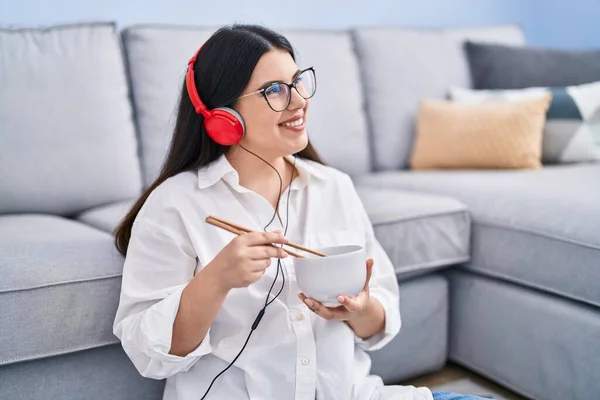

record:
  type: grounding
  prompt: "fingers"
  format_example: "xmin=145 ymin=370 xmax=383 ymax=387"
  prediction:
xmin=362 ymin=258 xmax=374 ymax=292
xmin=243 ymin=230 xmax=289 ymax=246
xmin=298 ymin=293 xmax=318 ymax=314
xmin=297 ymin=293 xmax=348 ymax=321
xmin=250 ymin=258 xmax=273 ymax=272
xmin=246 ymin=245 xmax=288 ymax=261
xmin=299 ymin=294 xmax=332 ymax=319
xmin=247 ymin=269 xmax=268 ymax=285
xmin=338 ymin=295 xmax=362 ymax=312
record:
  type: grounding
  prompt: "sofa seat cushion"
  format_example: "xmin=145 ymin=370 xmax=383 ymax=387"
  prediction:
xmin=0 ymin=215 xmax=124 ymax=365
xmin=356 ymin=186 xmax=470 ymax=280
xmin=357 ymin=163 xmax=600 ymax=307
xmin=76 ymin=199 xmax=135 ymax=233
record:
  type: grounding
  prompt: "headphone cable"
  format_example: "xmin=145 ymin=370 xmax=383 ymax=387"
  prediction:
xmin=199 ymin=147 xmax=295 ymax=399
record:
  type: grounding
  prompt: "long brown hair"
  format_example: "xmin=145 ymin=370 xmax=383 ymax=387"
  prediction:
xmin=114 ymin=24 xmax=324 ymax=256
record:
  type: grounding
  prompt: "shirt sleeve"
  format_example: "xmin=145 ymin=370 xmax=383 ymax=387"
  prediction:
xmin=344 ymin=176 xmax=402 ymax=352
xmin=112 ymin=218 xmax=212 ymax=380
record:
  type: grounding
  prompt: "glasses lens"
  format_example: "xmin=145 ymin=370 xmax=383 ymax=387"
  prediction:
xmin=264 ymin=83 xmax=290 ymax=111
xmin=295 ymin=69 xmax=316 ymax=99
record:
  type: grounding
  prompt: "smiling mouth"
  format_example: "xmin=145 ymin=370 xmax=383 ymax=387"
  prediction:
xmin=279 ymin=117 xmax=304 ymax=128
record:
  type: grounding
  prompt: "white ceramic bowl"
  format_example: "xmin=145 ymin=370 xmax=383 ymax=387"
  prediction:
xmin=292 ymin=244 xmax=366 ymax=307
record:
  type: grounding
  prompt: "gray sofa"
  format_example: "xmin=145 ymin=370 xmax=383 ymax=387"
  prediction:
xmin=1 ymin=22 xmax=598 ymax=400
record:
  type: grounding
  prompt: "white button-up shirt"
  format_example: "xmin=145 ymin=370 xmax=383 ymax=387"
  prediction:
xmin=113 ymin=154 xmax=433 ymax=400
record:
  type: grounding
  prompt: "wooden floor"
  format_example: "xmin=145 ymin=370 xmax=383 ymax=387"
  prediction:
xmin=403 ymin=363 xmax=528 ymax=400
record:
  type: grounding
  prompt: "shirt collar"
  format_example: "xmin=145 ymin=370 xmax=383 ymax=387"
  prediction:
xmin=197 ymin=153 xmax=328 ymax=190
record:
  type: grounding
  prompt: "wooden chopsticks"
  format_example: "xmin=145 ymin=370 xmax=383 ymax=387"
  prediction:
xmin=205 ymin=215 xmax=327 ymax=258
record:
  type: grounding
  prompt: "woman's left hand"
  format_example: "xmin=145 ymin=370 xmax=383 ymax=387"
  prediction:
xmin=297 ymin=258 xmax=374 ymax=321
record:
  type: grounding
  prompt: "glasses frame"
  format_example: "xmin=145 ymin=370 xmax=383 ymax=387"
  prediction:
xmin=237 ymin=67 xmax=316 ymax=112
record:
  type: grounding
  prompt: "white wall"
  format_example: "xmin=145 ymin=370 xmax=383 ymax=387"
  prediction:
xmin=0 ymin=0 xmax=598 ymax=49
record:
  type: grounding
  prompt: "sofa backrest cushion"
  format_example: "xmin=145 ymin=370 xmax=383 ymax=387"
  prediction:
xmin=464 ymin=41 xmax=600 ymax=89
xmin=353 ymin=25 xmax=526 ymax=171
xmin=122 ymin=26 xmax=371 ymax=185
xmin=0 ymin=22 xmax=143 ymax=215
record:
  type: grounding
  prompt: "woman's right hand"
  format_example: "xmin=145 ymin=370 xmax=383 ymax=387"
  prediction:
xmin=207 ymin=230 xmax=289 ymax=290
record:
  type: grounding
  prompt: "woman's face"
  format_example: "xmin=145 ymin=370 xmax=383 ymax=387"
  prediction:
xmin=233 ymin=49 xmax=313 ymax=159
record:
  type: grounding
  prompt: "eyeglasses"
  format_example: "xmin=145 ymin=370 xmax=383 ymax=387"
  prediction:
xmin=237 ymin=67 xmax=316 ymax=112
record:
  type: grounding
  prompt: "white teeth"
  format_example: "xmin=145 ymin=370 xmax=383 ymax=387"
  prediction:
xmin=282 ymin=117 xmax=303 ymax=128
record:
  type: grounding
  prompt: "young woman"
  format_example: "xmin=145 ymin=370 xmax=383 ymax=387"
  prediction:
xmin=113 ymin=24 xmax=490 ymax=400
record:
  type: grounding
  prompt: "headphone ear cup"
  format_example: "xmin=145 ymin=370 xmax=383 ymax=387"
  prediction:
xmin=204 ymin=107 xmax=245 ymax=146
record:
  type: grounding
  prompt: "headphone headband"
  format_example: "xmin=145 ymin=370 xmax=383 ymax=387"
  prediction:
xmin=185 ymin=46 xmax=209 ymax=117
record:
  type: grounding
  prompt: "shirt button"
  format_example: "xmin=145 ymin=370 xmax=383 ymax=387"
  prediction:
xmin=301 ymin=357 xmax=310 ymax=365
xmin=296 ymin=312 xmax=305 ymax=321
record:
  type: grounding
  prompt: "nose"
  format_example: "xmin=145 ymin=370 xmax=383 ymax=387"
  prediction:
xmin=287 ymin=86 xmax=307 ymax=110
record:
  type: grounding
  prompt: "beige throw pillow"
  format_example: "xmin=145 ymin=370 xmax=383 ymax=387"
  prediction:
xmin=409 ymin=94 xmax=552 ymax=170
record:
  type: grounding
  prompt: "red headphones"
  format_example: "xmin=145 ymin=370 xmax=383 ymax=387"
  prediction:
xmin=186 ymin=46 xmax=246 ymax=146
